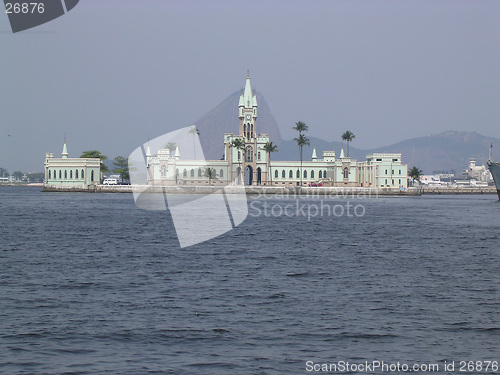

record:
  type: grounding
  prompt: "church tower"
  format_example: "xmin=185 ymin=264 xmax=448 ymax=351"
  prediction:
xmin=238 ymin=71 xmax=258 ymax=139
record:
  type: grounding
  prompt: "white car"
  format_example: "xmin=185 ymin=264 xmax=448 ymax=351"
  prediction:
xmin=103 ymin=178 xmax=118 ymax=185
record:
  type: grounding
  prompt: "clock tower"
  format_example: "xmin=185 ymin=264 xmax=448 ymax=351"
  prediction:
xmin=238 ymin=71 xmax=257 ymax=139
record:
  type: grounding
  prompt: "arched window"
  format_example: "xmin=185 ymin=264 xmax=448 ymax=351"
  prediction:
xmin=48 ymin=170 xmax=51 ymax=179
xmin=343 ymin=168 xmax=349 ymax=179
xmin=183 ymin=169 xmax=187 ymax=177
xmin=311 ymin=170 xmax=315 ymax=179
xmin=399 ymin=179 xmax=401 ymax=184
xmin=91 ymin=170 xmax=94 ymax=182
xmin=385 ymin=179 xmax=388 ymax=185
xmin=243 ymin=124 xmax=246 ymax=133
xmin=238 ymin=151 xmax=241 ymax=160
xmin=304 ymin=170 xmax=307 ymax=178
xmin=59 ymin=170 xmax=62 ymax=179
xmin=70 ymin=170 xmax=73 ymax=179
xmin=282 ymin=170 xmax=286 ymax=178
xmin=246 ymin=146 xmax=253 ymax=162
xmin=323 ymin=170 xmax=327 ymax=178
xmin=161 ymin=165 xmax=167 ymax=177
xmin=81 ymin=170 xmax=84 ymax=179
xmin=220 ymin=169 xmax=224 ymax=178
xmin=319 ymin=170 xmax=322 ymax=178
xmin=275 ymin=170 xmax=278 ymax=178
xmin=257 ymin=151 xmax=261 ymax=160
xmin=198 ymin=168 xmax=202 ymax=177
xmin=64 ymin=170 xmax=67 ymax=179
xmin=190 ymin=169 xmax=194 ymax=177
xmin=75 ymin=169 xmax=78 ymax=179
xmin=289 ymin=170 xmax=293 ymax=178
xmin=385 ymin=169 xmax=388 ymax=175
xmin=399 ymin=170 xmax=402 ymax=175
xmin=296 ymin=170 xmax=300 ymax=178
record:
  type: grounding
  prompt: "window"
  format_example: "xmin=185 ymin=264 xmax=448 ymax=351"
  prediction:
xmin=246 ymin=146 xmax=253 ymax=162
xmin=220 ymin=169 xmax=224 ymax=178
xmin=304 ymin=170 xmax=307 ymax=178
xmin=296 ymin=170 xmax=300 ymax=178
xmin=238 ymin=151 xmax=241 ymax=160
xmin=282 ymin=170 xmax=285 ymax=178
xmin=289 ymin=170 xmax=293 ymax=178
xmin=183 ymin=169 xmax=187 ymax=177
xmin=81 ymin=170 xmax=84 ymax=179
xmin=377 ymin=158 xmax=382 ymax=162
xmin=75 ymin=169 xmax=78 ymax=179
xmin=48 ymin=170 xmax=51 ymax=179
xmin=385 ymin=169 xmax=388 ymax=175
xmin=319 ymin=170 xmax=322 ymax=179
xmin=393 ymin=159 xmax=398 ymax=162
xmin=392 ymin=170 xmax=394 ymax=175
xmin=385 ymin=179 xmax=388 ymax=185
xmin=311 ymin=170 xmax=315 ymax=179
xmin=399 ymin=179 xmax=401 ymax=184
xmin=190 ymin=169 xmax=194 ymax=177
xmin=399 ymin=170 xmax=401 ymax=175
xmin=176 ymin=169 xmax=179 ymax=176
xmin=198 ymin=168 xmax=202 ymax=177
xmin=70 ymin=170 xmax=73 ymax=179
xmin=392 ymin=179 xmax=394 ymax=185
xmin=275 ymin=170 xmax=278 ymax=178
xmin=323 ymin=170 xmax=327 ymax=178
xmin=257 ymin=151 xmax=261 ymax=160
xmin=91 ymin=170 xmax=94 ymax=182
xmin=343 ymin=168 xmax=349 ymax=179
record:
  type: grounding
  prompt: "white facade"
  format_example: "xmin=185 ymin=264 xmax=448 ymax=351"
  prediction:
xmin=44 ymin=143 xmax=101 ymax=188
xmin=145 ymin=74 xmax=408 ymax=188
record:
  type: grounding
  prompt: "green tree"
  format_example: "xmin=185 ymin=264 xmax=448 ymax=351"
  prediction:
xmin=341 ymin=130 xmax=355 ymax=157
xmin=0 ymin=167 xmax=9 ymax=178
xmin=12 ymin=171 xmax=23 ymax=181
xmin=166 ymin=142 xmax=177 ymax=155
xmin=262 ymin=141 xmax=278 ymax=184
xmin=292 ymin=121 xmax=308 ymax=134
xmin=113 ymin=156 xmax=129 ymax=183
xmin=230 ymin=137 xmax=246 ymax=184
xmin=408 ymin=166 xmax=423 ymax=185
xmin=189 ymin=126 xmax=200 ymax=159
xmin=294 ymin=134 xmax=310 ymax=186
xmin=80 ymin=150 xmax=109 ymax=173
xmin=203 ymin=167 xmax=218 ymax=185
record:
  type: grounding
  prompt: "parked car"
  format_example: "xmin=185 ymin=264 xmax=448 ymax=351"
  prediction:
xmin=103 ymin=178 xmax=118 ymax=185
xmin=308 ymin=182 xmax=322 ymax=187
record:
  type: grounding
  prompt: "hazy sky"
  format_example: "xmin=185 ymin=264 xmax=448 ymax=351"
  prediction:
xmin=1 ymin=0 xmax=499 ymax=172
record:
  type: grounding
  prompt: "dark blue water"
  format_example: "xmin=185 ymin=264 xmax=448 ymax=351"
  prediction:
xmin=1 ymin=187 xmax=499 ymax=374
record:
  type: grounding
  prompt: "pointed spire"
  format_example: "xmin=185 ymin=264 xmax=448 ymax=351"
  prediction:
xmin=62 ymin=137 xmax=68 ymax=159
xmin=146 ymin=145 xmax=151 ymax=157
xmin=340 ymin=148 xmax=345 ymax=159
xmin=175 ymin=146 xmax=180 ymax=160
xmin=240 ymin=72 xmax=257 ymax=108
xmin=312 ymin=147 xmax=317 ymax=160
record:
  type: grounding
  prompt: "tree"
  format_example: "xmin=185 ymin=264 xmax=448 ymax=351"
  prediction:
xmin=166 ymin=142 xmax=177 ymax=156
xmin=292 ymin=121 xmax=310 ymax=186
xmin=408 ymin=166 xmax=423 ymax=185
xmin=203 ymin=167 xmax=218 ymax=185
xmin=113 ymin=156 xmax=129 ymax=183
xmin=80 ymin=150 xmax=109 ymax=173
xmin=262 ymin=141 xmax=278 ymax=184
xmin=189 ymin=126 xmax=200 ymax=159
xmin=230 ymin=137 xmax=246 ymax=184
xmin=292 ymin=121 xmax=308 ymax=134
xmin=12 ymin=171 xmax=23 ymax=181
xmin=0 ymin=167 xmax=8 ymax=178
xmin=341 ymin=130 xmax=355 ymax=157
xmin=294 ymin=133 xmax=310 ymax=186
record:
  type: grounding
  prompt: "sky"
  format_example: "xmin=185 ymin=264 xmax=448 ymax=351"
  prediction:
xmin=1 ymin=0 xmax=499 ymax=172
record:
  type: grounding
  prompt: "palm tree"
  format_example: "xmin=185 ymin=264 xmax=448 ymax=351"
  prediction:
xmin=341 ymin=131 xmax=355 ymax=157
xmin=188 ymin=126 xmax=200 ymax=159
xmin=294 ymin=134 xmax=310 ymax=186
xmin=262 ymin=141 xmax=278 ymax=184
xmin=230 ymin=137 xmax=245 ymax=184
xmin=203 ymin=167 xmax=217 ymax=185
xmin=166 ymin=142 xmax=177 ymax=156
xmin=408 ymin=166 xmax=423 ymax=186
xmin=292 ymin=121 xmax=308 ymax=134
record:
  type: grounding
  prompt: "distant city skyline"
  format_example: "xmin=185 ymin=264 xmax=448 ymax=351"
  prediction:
xmin=1 ymin=0 xmax=499 ymax=172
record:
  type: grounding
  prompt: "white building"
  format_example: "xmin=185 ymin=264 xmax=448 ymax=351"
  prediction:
xmin=145 ymin=74 xmax=408 ymax=188
xmin=44 ymin=142 xmax=101 ymax=189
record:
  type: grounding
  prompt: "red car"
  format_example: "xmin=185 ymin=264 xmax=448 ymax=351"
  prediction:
xmin=308 ymin=182 xmax=322 ymax=187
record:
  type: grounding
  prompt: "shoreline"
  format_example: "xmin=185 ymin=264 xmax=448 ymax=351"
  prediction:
xmin=37 ymin=184 xmax=498 ymax=196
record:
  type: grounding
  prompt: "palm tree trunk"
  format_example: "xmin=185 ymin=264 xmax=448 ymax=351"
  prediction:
xmin=300 ymin=145 xmax=303 ymax=186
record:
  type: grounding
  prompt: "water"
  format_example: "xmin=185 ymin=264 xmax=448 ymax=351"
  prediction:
xmin=1 ymin=186 xmax=499 ymax=374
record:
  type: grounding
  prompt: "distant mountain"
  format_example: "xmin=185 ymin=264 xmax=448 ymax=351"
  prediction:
xmin=194 ymin=91 xmax=282 ymax=160
xmin=194 ymin=91 xmax=498 ymax=174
